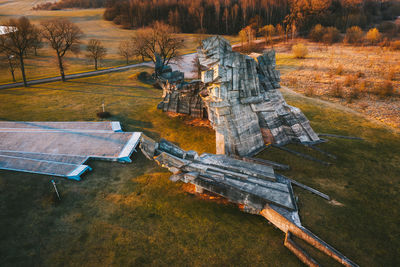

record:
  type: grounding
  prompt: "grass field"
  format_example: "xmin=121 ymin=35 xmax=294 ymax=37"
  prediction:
xmin=1 ymin=1 xmax=399 ymax=266
xmin=279 ymin=41 xmax=400 ymax=129
xmin=0 ymin=64 xmax=399 ymax=266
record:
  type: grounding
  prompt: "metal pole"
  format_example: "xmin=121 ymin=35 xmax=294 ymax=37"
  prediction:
xmin=51 ymin=179 xmax=61 ymax=200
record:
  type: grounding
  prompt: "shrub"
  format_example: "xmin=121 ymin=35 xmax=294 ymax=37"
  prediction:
xmin=356 ymin=71 xmax=365 ymax=78
xmin=322 ymin=27 xmax=341 ymax=44
xmin=335 ymin=64 xmax=344 ymax=75
xmin=137 ymin=71 xmax=153 ymax=82
xmin=357 ymin=80 xmax=368 ymax=93
xmin=97 ymin=111 xmax=111 ymax=118
xmin=347 ymin=87 xmax=361 ymax=102
xmin=344 ymin=75 xmax=358 ymax=87
xmin=305 ymin=87 xmax=316 ymax=96
xmin=365 ymin=28 xmax=381 ymax=45
xmin=287 ymin=77 xmax=298 ymax=86
xmin=309 ymin=24 xmax=325 ymax=42
xmin=292 ymin=43 xmax=308 ymax=59
xmin=331 ymin=81 xmax=344 ymax=98
xmin=380 ymin=81 xmax=394 ymax=97
xmin=387 ymin=69 xmax=396 ymax=81
xmin=345 ymin=26 xmax=364 ymax=44
xmin=390 ymin=40 xmax=400 ymax=51
xmin=372 ymin=81 xmax=394 ymax=98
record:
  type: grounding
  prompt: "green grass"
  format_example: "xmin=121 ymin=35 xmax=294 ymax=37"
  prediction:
xmin=0 ymin=67 xmax=399 ymax=266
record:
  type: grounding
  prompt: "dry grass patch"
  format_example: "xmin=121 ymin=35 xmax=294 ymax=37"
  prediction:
xmin=280 ymin=41 xmax=400 ymax=128
xmin=331 ymin=81 xmax=344 ymax=98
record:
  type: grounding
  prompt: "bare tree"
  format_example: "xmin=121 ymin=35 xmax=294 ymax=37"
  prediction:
xmin=0 ymin=50 xmax=19 ymax=82
xmin=118 ymin=40 xmax=133 ymax=64
xmin=0 ymin=17 xmax=39 ymax=87
xmin=31 ymin=28 xmax=43 ymax=56
xmin=86 ymin=39 xmax=107 ymax=70
xmin=131 ymin=21 xmax=184 ymax=77
xmin=191 ymin=54 xmax=202 ymax=79
xmin=41 ymin=18 xmax=83 ymax=81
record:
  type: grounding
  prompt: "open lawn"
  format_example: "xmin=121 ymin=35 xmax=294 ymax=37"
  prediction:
xmin=0 ymin=65 xmax=399 ymax=266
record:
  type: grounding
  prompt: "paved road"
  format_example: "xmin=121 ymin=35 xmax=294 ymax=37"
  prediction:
xmin=0 ymin=61 xmax=156 ymax=89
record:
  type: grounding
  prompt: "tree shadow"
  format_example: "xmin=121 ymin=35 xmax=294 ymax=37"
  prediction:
xmin=29 ymin=84 xmax=160 ymax=100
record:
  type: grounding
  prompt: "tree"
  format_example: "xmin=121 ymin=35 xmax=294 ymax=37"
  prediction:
xmin=131 ymin=21 xmax=184 ymax=77
xmin=86 ymin=39 xmax=107 ymax=70
xmin=260 ymin=24 xmax=275 ymax=46
xmin=322 ymin=27 xmax=341 ymax=44
xmin=31 ymin=28 xmax=43 ymax=56
xmin=239 ymin=26 xmax=255 ymax=51
xmin=365 ymin=28 xmax=381 ymax=45
xmin=0 ymin=51 xmax=19 ymax=82
xmin=41 ymin=18 xmax=83 ymax=81
xmin=309 ymin=24 xmax=325 ymax=42
xmin=344 ymin=26 xmax=363 ymax=44
xmin=191 ymin=54 xmax=202 ymax=79
xmin=275 ymin=24 xmax=284 ymax=42
xmin=118 ymin=40 xmax=133 ymax=64
xmin=0 ymin=17 xmax=39 ymax=87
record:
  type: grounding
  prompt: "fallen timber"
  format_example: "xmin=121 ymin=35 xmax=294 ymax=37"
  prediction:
xmin=140 ymin=135 xmax=358 ymax=267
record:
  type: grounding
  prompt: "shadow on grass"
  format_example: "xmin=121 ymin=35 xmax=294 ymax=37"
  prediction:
xmin=28 ymin=84 xmax=160 ymax=100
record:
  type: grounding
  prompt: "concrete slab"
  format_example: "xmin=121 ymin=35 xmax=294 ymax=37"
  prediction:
xmin=0 ymin=121 xmax=141 ymax=180
xmin=0 ymin=154 xmax=90 ymax=181
xmin=0 ymin=121 xmax=122 ymax=133
xmin=0 ymin=151 xmax=88 ymax=165
xmin=0 ymin=131 xmax=139 ymax=161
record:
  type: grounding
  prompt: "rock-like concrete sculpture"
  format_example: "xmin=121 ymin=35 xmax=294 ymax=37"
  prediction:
xmin=198 ymin=36 xmax=320 ymax=156
xmin=140 ymin=135 xmax=358 ymax=267
xmin=156 ymin=37 xmax=320 ymax=157
xmin=157 ymin=80 xmax=207 ymax=118
xmin=155 ymin=52 xmax=207 ymax=118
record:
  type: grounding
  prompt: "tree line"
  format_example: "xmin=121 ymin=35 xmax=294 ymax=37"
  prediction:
xmin=34 ymin=0 xmax=106 ymax=10
xmin=34 ymin=0 xmax=400 ymax=35
xmin=104 ymin=0 xmax=398 ymax=35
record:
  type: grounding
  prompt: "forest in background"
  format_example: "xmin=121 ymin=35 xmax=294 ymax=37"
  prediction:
xmin=33 ymin=0 xmax=400 ymax=35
